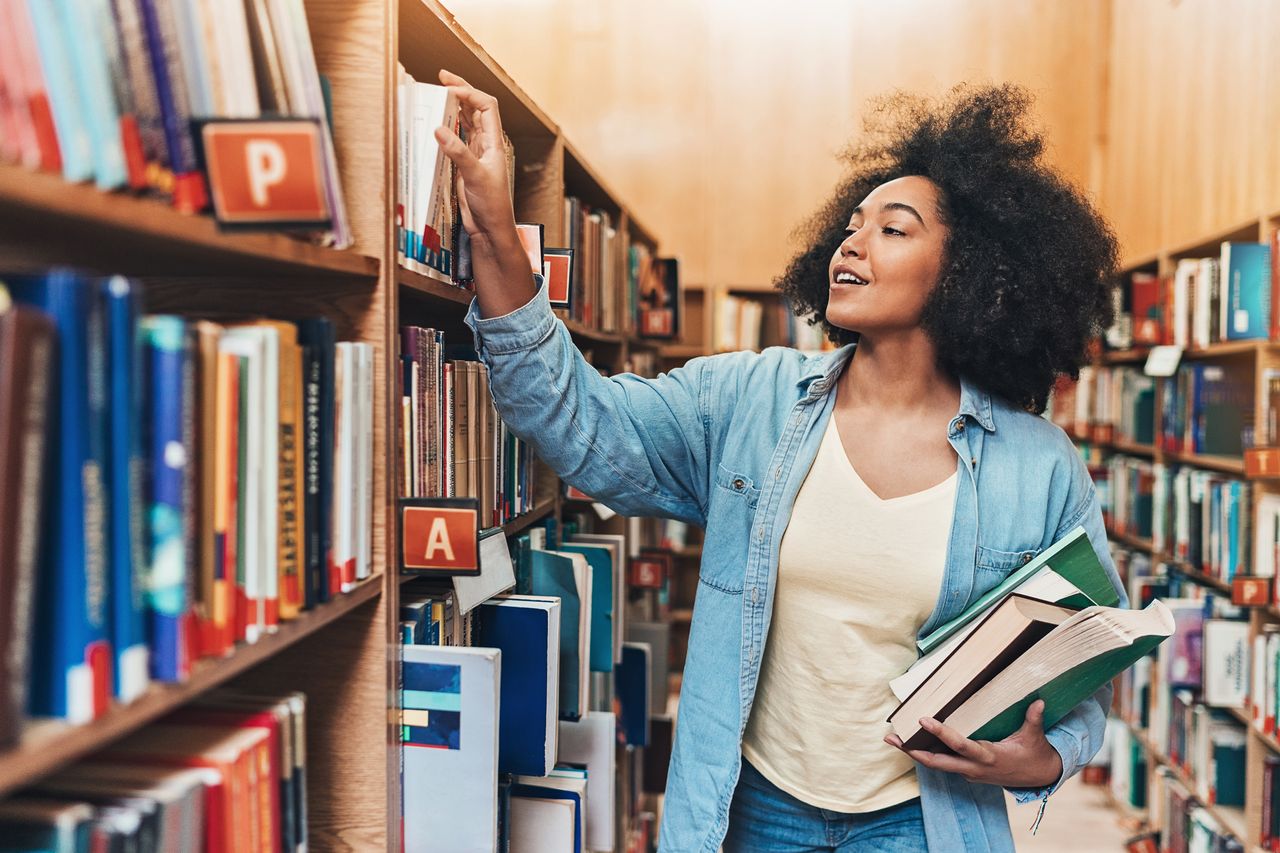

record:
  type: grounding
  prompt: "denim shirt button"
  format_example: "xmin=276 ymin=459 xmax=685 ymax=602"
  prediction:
xmin=733 ymin=478 xmax=745 ymax=490
xmin=751 ymin=587 xmax=759 ymax=604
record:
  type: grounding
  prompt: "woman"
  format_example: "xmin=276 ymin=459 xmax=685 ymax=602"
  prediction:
xmin=436 ymin=72 xmax=1125 ymax=852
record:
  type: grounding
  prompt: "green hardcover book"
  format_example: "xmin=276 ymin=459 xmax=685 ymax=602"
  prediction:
xmin=918 ymin=526 xmax=1119 ymax=656
xmin=933 ymin=601 xmax=1172 ymax=748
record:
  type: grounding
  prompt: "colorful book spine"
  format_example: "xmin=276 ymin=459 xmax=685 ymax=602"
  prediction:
xmin=8 ymin=270 xmax=111 ymax=722
xmin=298 ymin=318 xmax=334 ymax=606
xmin=103 ymin=276 xmax=149 ymax=701
xmin=136 ymin=0 xmax=207 ymax=212
xmin=52 ymin=0 xmax=128 ymax=189
xmin=140 ymin=315 xmax=192 ymax=683
xmin=25 ymin=0 xmax=93 ymax=181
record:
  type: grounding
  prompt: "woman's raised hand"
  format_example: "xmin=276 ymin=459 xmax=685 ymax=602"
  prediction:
xmin=434 ymin=70 xmax=535 ymax=316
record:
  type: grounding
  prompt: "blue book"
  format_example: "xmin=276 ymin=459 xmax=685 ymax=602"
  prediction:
xmin=475 ymin=596 xmax=561 ymax=776
xmin=8 ymin=271 xmax=111 ymax=722
xmin=531 ymin=551 xmax=587 ymax=720
xmin=1221 ymin=241 xmax=1271 ymax=341
xmin=103 ymin=276 xmax=149 ymax=701
xmin=615 ymin=642 xmax=651 ymax=747
xmin=139 ymin=316 xmax=190 ymax=682
xmin=136 ymin=0 xmax=203 ymax=209
xmin=53 ymin=0 xmax=128 ymax=188
xmin=557 ymin=544 xmax=614 ymax=673
xmin=25 ymin=0 xmax=94 ymax=181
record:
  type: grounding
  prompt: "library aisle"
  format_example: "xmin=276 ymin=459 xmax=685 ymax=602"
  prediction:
xmin=1007 ymin=778 xmax=1132 ymax=851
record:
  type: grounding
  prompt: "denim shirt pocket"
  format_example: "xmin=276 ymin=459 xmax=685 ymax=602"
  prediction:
xmin=698 ymin=463 xmax=761 ymax=594
xmin=973 ymin=543 xmax=1040 ymax=598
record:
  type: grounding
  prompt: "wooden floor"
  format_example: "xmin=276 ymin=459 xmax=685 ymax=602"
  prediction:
xmin=1007 ymin=775 xmax=1136 ymax=851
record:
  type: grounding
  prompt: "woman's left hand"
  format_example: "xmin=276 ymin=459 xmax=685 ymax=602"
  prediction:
xmin=883 ymin=699 xmax=1063 ymax=789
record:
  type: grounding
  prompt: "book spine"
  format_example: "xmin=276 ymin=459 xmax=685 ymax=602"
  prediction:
xmin=109 ymin=0 xmax=167 ymax=188
xmin=25 ymin=0 xmax=93 ymax=181
xmin=141 ymin=316 xmax=191 ymax=682
xmin=136 ymin=0 xmax=208 ymax=212
xmin=0 ymin=306 xmax=55 ymax=743
xmin=279 ymin=333 xmax=303 ymax=620
xmin=104 ymin=277 xmax=149 ymax=701
xmin=54 ymin=0 xmax=128 ymax=189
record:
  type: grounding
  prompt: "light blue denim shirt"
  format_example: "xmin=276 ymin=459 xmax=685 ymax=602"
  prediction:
xmin=465 ymin=279 xmax=1127 ymax=852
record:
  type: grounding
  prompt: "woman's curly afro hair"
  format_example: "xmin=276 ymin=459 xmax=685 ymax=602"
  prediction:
xmin=776 ymin=83 xmax=1118 ymax=414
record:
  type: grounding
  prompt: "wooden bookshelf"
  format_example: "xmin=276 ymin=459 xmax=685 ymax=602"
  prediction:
xmin=0 ymin=0 xmax=678 ymax=846
xmin=0 ymin=578 xmax=381 ymax=799
xmin=0 ymin=164 xmax=380 ymax=279
xmin=1081 ymin=212 xmax=1280 ymax=850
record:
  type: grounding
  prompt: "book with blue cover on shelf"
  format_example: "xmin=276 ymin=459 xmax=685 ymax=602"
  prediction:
xmin=139 ymin=315 xmax=192 ymax=683
xmin=8 ymin=270 xmax=111 ymax=723
xmin=557 ymin=542 xmax=615 ymax=673
xmin=1219 ymin=241 xmax=1271 ymax=341
xmin=25 ymin=0 xmax=94 ymax=182
xmin=103 ymin=276 xmax=149 ymax=702
xmin=474 ymin=594 xmax=560 ymax=777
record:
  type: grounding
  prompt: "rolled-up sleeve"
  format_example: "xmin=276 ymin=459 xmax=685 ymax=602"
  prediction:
xmin=465 ymin=276 xmax=715 ymax=526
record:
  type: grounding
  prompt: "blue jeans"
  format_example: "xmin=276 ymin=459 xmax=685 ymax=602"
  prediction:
xmin=723 ymin=760 xmax=929 ymax=852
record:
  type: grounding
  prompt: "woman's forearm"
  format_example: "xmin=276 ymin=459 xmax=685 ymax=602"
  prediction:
xmin=470 ymin=228 xmax=538 ymax=319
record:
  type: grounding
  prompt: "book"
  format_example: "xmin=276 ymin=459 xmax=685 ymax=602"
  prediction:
xmin=1219 ymin=241 xmax=1271 ymax=341
xmin=0 ymin=799 xmax=96 ymax=850
xmin=531 ymin=549 xmax=592 ymax=720
xmin=890 ymin=600 xmax=1173 ymax=751
xmin=103 ymin=276 xmax=149 ymax=701
xmin=567 ymin=532 xmax=627 ymax=664
xmin=140 ymin=316 xmax=193 ymax=683
xmin=559 ymin=711 xmax=617 ymax=852
xmin=297 ymin=317 xmax=335 ymax=607
xmin=1202 ymin=618 xmax=1249 ymax=709
xmin=401 ymin=644 xmax=501 ymax=853
xmin=889 ymin=594 xmax=1080 ymax=750
xmin=615 ymin=642 xmax=651 ymax=747
xmin=0 ymin=289 xmax=55 ymax=743
xmin=893 ymin=525 xmax=1120 ymax=701
xmin=453 ymin=527 xmax=518 ymax=614
xmin=475 ymin=595 xmax=560 ymax=776
xmin=558 ymin=543 xmax=616 ymax=673
xmin=9 ymin=271 xmax=112 ymax=723
xmin=627 ymin=621 xmax=672 ymax=716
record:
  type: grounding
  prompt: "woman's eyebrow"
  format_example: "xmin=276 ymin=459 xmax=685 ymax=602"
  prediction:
xmin=847 ymin=202 xmax=929 ymax=230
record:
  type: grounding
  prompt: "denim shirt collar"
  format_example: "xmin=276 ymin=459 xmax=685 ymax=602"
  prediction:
xmin=796 ymin=343 xmax=996 ymax=432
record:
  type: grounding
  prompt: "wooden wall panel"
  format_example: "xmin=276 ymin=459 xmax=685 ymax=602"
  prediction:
xmin=442 ymin=0 xmax=1108 ymax=290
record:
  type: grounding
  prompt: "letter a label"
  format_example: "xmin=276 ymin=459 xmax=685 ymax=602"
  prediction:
xmin=401 ymin=505 xmax=479 ymax=574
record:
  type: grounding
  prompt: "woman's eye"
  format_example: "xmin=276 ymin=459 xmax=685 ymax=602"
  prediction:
xmin=883 ymin=226 xmax=905 ymax=237
xmin=843 ymin=227 xmax=857 ymax=237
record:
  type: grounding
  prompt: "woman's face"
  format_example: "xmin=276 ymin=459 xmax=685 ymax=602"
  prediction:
xmin=825 ymin=175 xmax=949 ymax=337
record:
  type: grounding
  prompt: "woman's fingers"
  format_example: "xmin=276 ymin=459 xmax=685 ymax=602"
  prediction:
xmin=437 ymin=69 xmax=503 ymax=143
xmin=919 ymin=717 xmax=994 ymax=765
xmin=434 ymin=124 xmax=479 ymax=178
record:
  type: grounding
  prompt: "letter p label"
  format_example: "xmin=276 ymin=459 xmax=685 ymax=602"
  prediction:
xmin=246 ymin=140 xmax=287 ymax=207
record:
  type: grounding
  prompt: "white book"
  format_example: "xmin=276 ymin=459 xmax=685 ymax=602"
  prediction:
xmin=1253 ymin=631 xmax=1271 ymax=729
xmin=219 ymin=330 xmax=265 ymax=643
xmin=207 ymin=0 xmax=260 ymax=116
xmin=514 ymin=773 xmax=587 ymax=852
xmin=1267 ymin=632 xmax=1280 ymax=733
xmin=402 ymin=645 xmax=500 ymax=853
xmin=396 ymin=66 xmax=410 ymax=259
xmin=558 ymin=712 xmax=617 ymax=852
xmin=546 ymin=550 xmax=593 ymax=717
xmin=1202 ymin=619 xmax=1249 ymax=708
xmin=355 ymin=343 xmax=373 ymax=580
xmin=453 ymin=530 xmax=517 ymax=615
xmin=239 ymin=325 xmax=281 ymax=632
xmin=627 ymin=621 xmax=672 ymax=716
xmin=509 ymin=796 xmax=576 ymax=853
xmin=410 ymin=82 xmax=452 ymax=257
xmin=332 ymin=343 xmax=355 ymax=592
xmin=1173 ymin=259 xmax=1196 ymax=348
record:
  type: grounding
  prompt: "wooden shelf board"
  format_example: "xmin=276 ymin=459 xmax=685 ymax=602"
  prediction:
xmin=1162 ymin=450 xmax=1245 ymax=475
xmin=398 ymin=0 xmax=559 ymax=139
xmin=0 ymin=165 xmax=379 ymax=278
xmin=1119 ymin=252 xmax=1161 ymax=274
xmin=1102 ymin=340 xmax=1277 ymax=366
xmin=626 ymin=211 xmax=659 ymax=250
xmin=0 ymin=577 xmax=383 ymax=797
xmin=397 ymin=264 xmax=473 ymax=307
xmin=1164 ymin=557 xmax=1234 ymax=595
xmin=660 ymin=344 xmax=707 ymax=360
xmin=562 ymin=318 xmax=625 ymax=347
xmin=502 ymin=502 xmax=556 ymax=537
xmin=1106 ymin=527 xmax=1155 ymax=553
xmin=1166 ymin=216 xmax=1265 ymax=261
